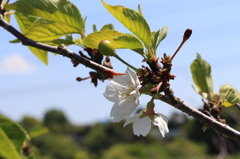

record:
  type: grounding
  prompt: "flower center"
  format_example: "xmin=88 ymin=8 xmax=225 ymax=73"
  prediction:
xmin=122 ymin=84 xmax=135 ymax=97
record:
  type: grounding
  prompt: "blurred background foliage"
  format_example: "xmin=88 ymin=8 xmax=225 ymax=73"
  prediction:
xmin=17 ymin=107 xmax=240 ymax=159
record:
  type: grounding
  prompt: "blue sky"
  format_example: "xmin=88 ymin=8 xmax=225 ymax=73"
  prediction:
xmin=1 ymin=0 xmax=240 ymax=125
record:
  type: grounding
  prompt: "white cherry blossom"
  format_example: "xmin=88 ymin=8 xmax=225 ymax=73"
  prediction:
xmin=104 ymin=68 xmax=141 ymax=122
xmin=124 ymin=111 xmax=169 ymax=137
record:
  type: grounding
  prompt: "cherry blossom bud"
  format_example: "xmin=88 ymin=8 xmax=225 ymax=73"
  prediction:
xmin=150 ymin=88 xmax=157 ymax=94
xmin=184 ymin=28 xmax=192 ymax=39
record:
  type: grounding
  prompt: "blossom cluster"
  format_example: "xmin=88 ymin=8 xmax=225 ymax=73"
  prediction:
xmin=104 ymin=68 xmax=169 ymax=137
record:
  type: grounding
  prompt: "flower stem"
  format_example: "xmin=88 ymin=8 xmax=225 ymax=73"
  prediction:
xmin=114 ymin=54 xmax=139 ymax=72
xmin=170 ymin=28 xmax=192 ymax=61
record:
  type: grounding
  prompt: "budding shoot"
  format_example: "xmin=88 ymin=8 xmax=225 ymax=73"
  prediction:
xmin=170 ymin=28 xmax=192 ymax=61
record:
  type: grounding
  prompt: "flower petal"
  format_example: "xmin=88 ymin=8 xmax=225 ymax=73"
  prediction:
xmin=133 ymin=116 xmax=151 ymax=136
xmin=123 ymin=113 xmax=142 ymax=127
xmin=125 ymin=68 xmax=140 ymax=86
xmin=110 ymin=74 xmax=129 ymax=86
xmin=112 ymin=114 xmax=126 ymax=122
xmin=153 ymin=116 xmax=169 ymax=137
xmin=103 ymin=85 xmax=119 ymax=102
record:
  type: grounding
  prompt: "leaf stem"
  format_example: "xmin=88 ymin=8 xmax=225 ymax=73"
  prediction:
xmin=114 ymin=54 xmax=139 ymax=72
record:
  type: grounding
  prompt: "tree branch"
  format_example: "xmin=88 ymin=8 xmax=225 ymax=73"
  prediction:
xmin=0 ymin=14 xmax=117 ymax=75
xmin=1 ymin=12 xmax=240 ymax=142
xmin=160 ymin=88 xmax=240 ymax=142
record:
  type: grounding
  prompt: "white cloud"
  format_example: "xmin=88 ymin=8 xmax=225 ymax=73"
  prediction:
xmin=0 ymin=53 xmax=36 ymax=74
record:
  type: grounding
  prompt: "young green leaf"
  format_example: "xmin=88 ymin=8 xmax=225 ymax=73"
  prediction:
xmin=82 ymin=30 xmax=144 ymax=54
xmin=150 ymin=26 xmax=168 ymax=54
xmin=155 ymin=26 xmax=168 ymax=49
xmin=100 ymin=24 xmax=115 ymax=31
xmin=92 ymin=24 xmax=97 ymax=32
xmin=0 ymin=128 xmax=22 ymax=159
xmin=101 ymin=0 xmax=151 ymax=48
xmin=219 ymin=84 xmax=240 ymax=107
xmin=190 ymin=53 xmax=214 ymax=100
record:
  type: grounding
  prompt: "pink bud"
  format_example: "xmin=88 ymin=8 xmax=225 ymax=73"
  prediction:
xmin=150 ymin=88 xmax=157 ymax=94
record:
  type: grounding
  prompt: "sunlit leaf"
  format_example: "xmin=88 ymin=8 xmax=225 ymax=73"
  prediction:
xmin=101 ymin=0 xmax=151 ymax=48
xmin=82 ymin=30 xmax=124 ymax=48
xmin=155 ymin=26 xmax=168 ymax=48
xmin=5 ymin=0 xmax=84 ymax=64
xmin=28 ymin=47 xmax=48 ymax=65
xmin=0 ymin=128 xmax=22 ymax=159
xmin=82 ymin=30 xmax=144 ymax=54
xmin=113 ymin=34 xmax=144 ymax=54
xmin=219 ymin=84 xmax=240 ymax=107
xmin=190 ymin=53 xmax=214 ymax=100
xmin=100 ymin=24 xmax=115 ymax=31
xmin=5 ymin=0 xmax=84 ymax=32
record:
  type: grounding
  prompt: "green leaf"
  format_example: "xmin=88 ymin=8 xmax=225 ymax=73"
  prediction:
xmin=0 ymin=128 xmax=22 ymax=159
xmin=5 ymin=0 xmax=85 ymax=64
xmin=100 ymin=24 xmax=115 ymax=31
xmin=5 ymin=0 xmax=84 ymax=33
xmin=92 ymin=24 xmax=97 ymax=32
xmin=219 ymin=84 xmax=240 ymax=107
xmin=113 ymin=34 xmax=144 ymax=55
xmin=82 ymin=30 xmax=124 ymax=48
xmin=155 ymin=26 xmax=168 ymax=49
xmin=14 ymin=12 xmax=36 ymax=34
xmin=50 ymin=39 xmax=74 ymax=46
xmin=0 ymin=116 xmax=29 ymax=153
xmin=150 ymin=26 xmax=168 ymax=54
xmin=82 ymin=30 xmax=144 ymax=54
xmin=28 ymin=47 xmax=48 ymax=65
xmin=190 ymin=53 xmax=214 ymax=100
xmin=19 ymin=18 xmax=78 ymax=42
xmin=101 ymin=0 xmax=151 ymax=48
xmin=137 ymin=4 xmax=143 ymax=16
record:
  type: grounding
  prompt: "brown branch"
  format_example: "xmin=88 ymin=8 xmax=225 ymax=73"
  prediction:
xmin=1 ymin=12 xmax=240 ymax=142
xmin=0 ymin=14 xmax=116 ymax=75
xmin=160 ymin=88 xmax=240 ymax=142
